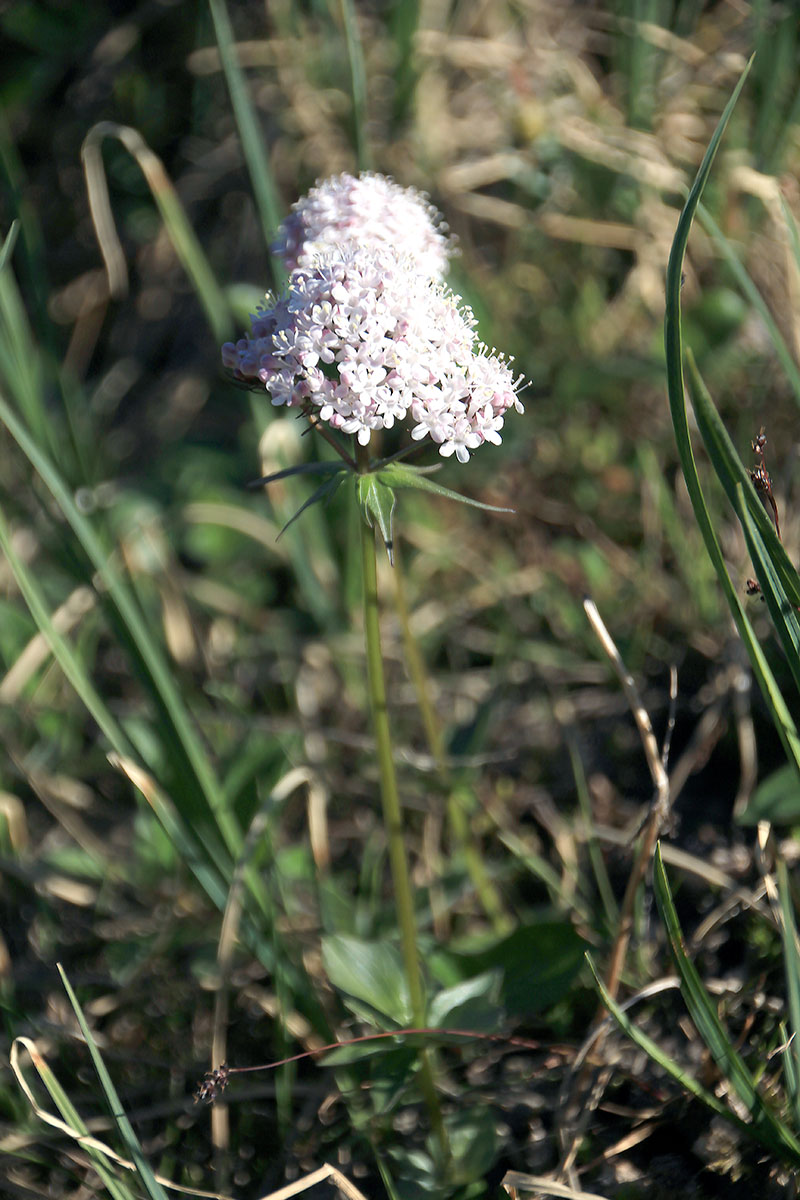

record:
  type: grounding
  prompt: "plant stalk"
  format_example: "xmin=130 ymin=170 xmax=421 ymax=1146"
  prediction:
xmin=356 ymin=447 xmax=448 ymax=1157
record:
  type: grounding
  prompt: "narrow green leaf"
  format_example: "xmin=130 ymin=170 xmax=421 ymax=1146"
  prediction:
xmin=378 ymin=462 xmax=514 ymax=513
xmin=58 ymin=966 xmax=170 ymax=1200
xmin=81 ymin=123 xmax=232 ymax=343
xmin=339 ymin=0 xmax=370 ymax=170
xmin=0 ymin=219 xmax=20 ymax=271
xmin=0 ymin=387 xmax=241 ymax=866
xmin=207 ymin=0 xmax=284 ymax=267
xmin=278 ymin=471 xmax=348 ymax=537
xmin=387 ymin=0 xmax=421 ymax=125
xmin=653 ymin=845 xmax=800 ymax=1160
xmin=737 ymin=486 xmax=800 ymax=697
xmin=686 ymin=349 xmax=800 ymax=606
xmin=109 ymin=754 xmax=230 ymax=911
xmin=0 ymin=501 xmax=128 ymax=759
xmin=248 ymin=460 xmax=350 ymax=489
xmin=663 ymin=58 xmax=800 ymax=780
xmin=0 ymin=242 xmax=50 ymax=453
xmin=12 ymin=1038 xmax=134 ymax=1200
xmin=776 ymin=859 xmax=800 ymax=1127
xmin=586 ymin=953 xmax=754 ymax=1129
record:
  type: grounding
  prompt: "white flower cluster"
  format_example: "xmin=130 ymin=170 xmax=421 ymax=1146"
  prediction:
xmin=272 ymin=172 xmax=454 ymax=280
xmin=223 ymin=173 xmax=523 ymax=462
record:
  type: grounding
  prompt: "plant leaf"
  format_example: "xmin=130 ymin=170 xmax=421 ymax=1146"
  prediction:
xmin=0 ymin=219 xmax=20 ymax=272
xmin=663 ymin=57 xmax=800 ymax=780
xmin=586 ymin=954 xmax=752 ymax=1128
xmin=207 ymin=0 xmax=284 ymax=269
xmin=736 ymin=485 xmax=800 ymax=697
xmin=686 ymin=349 xmax=800 ymax=605
xmin=737 ymin=764 xmax=800 ymax=826
xmin=358 ymin=474 xmax=396 ymax=562
xmin=322 ymin=934 xmax=412 ymax=1025
xmin=427 ymin=970 xmax=503 ymax=1031
xmin=776 ymin=858 xmax=800 ymax=1128
xmin=377 ymin=461 xmax=514 ymax=513
xmin=248 ymin=460 xmax=350 ymax=488
xmin=653 ymin=845 xmax=800 ymax=1161
xmin=433 ymin=923 xmax=585 ymax=1017
xmin=58 ymin=965 xmax=170 ymax=1200
xmin=278 ymin=471 xmax=348 ymax=537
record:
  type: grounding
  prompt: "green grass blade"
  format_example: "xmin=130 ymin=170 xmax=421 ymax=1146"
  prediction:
xmin=0 ymin=237 xmax=50 ymax=452
xmin=685 ymin=348 xmax=800 ymax=606
xmin=0 ymin=386 xmax=241 ymax=867
xmin=776 ymin=859 xmax=800 ymax=1127
xmin=665 ymin=55 xmax=752 ymax=531
xmin=82 ymin=123 xmax=232 ymax=343
xmin=58 ymin=966 xmax=170 ymax=1200
xmin=587 ymin=955 xmax=743 ymax=1124
xmin=0 ymin=476 xmax=234 ymax=910
xmin=0 ymin=218 xmax=20 ymax=270
xmin=736 ymin=486 xmax=800 ymax=696
xmin=387 ymin=0 xmax=421 ymax=126
xmin=0 ymin=480 xmax=233 ymax=909
xmin=0 ymin=500 xmax=130 ymax=758
xmin=696 ymin=201 xmax=800 ymax=407
xmin=109 ymin=754 xmax=230 ymax=911
xmin=663 ymin=57 xmax=800 ymax=777
xmin=11 ymin=1037 xmax=136 ymax=1200
xmin=207 ymin=0 xmax=284 ymax=265
xmin=565 ymin=732 xmax=618 ymax=929
xmin=653 ymin=844 xmax=800 ymax=1160
xmin=339 ymin=0 xmax=371 ymax=170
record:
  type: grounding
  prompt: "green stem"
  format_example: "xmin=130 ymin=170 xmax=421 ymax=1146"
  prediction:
xmin=356 ymin=447 xmax=448 ymax=1158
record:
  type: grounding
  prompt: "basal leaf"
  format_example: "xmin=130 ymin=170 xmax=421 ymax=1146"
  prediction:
xmin=737 ymin=764 xmax=800 ymax=826
xmin=322 ymin=934 xmax=412 ymax=1025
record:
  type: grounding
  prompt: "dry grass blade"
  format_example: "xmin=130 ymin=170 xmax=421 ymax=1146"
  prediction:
xmin=255 ymin=1164 xmax=370 ymax=1200
xmin=582 ymin=597 xmax=671 ymax=1006
xmin=9 ymin=1039 xmax=230 ymax=1198
xmin=0 ymin=584 xmax=95 ymax=704
xmin=81 ymin=121 xmax=231 ymax=339
xmin=501 ymin=1170 xmax=608 ymax=1199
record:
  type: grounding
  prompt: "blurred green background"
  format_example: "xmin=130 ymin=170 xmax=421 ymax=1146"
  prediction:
xmin=3 ymin=2 xmax=800 ymax=1197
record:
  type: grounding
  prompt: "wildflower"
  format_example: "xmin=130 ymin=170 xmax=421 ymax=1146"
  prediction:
xmin=222 ymin=250 xmax=523 ymax=462
xmin=272 ymin=172 xmax=454 ymax=280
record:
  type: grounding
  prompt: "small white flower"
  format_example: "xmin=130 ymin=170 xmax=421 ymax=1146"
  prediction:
xmin=273 ymin=172 xmax=455 ymax=280
xmin=222 ymin=247 xmax=522 ymax=460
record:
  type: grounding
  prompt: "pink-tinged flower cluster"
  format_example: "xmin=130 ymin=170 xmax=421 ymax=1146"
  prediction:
xmin=272 ymin=172 xmax=454 ymax=280
xmin=222 ymin=250 xmax=523 ymax=463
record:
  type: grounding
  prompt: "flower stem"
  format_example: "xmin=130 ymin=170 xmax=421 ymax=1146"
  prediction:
xmin=356 ymin=454 xmax=448 ymax=1157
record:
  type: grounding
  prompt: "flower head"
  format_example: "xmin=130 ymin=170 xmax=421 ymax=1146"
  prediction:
xmin=272 ymin=172 xmax=454 ymax=280
xmin=222 ymin=249 xmax=522 ymax=462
